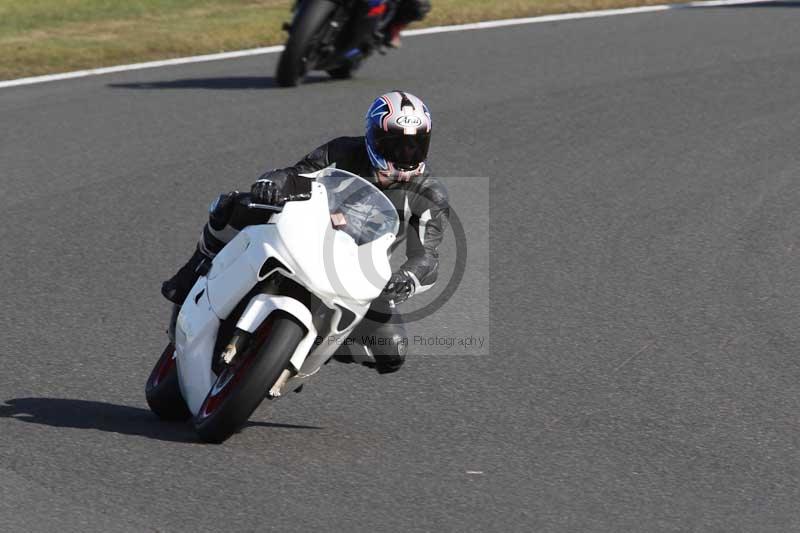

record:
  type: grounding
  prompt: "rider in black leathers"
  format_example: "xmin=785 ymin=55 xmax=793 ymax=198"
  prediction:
xmin=162 ymin=91 xmax=448 ymax=374
xmin=382 ymin=0 xmax=431 ymax=47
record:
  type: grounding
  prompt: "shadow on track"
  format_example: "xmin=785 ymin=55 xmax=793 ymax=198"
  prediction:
xmin=108 ymin=75 xmax=329 ymax=90
xmin=0 ymin=398 xmax=321 ymax=443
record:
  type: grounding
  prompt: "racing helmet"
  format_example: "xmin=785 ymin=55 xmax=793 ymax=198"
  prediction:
xmin=365 ymin=91 xmax=432 ymax=181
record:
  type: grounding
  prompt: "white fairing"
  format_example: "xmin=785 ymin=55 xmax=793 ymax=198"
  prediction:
xmin=174 ymin=282 xmax=219 ymax=414
xmin=272 ymin=182 xmax=394 ymax=306
xmin=236 ymin=294 xmax=318 ymax=371
xmin=174 ymin=168 xmax=398 ymax=413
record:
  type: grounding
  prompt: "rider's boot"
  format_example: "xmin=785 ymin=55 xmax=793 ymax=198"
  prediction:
xmin=160 ymin=247 xmax=212 ymax=305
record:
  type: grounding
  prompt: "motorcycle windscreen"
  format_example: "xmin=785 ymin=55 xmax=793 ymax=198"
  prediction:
xmin=317 ymin=169 xmax=399 ymax=246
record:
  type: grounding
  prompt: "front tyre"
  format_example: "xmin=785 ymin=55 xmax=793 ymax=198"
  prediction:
xmin=145 ymin=343 xmax=192 ymax=421
xmin=276 ymin=0 xmax=338 ymax=87
xmin=192 ymin=314 xmax=305 ymax=443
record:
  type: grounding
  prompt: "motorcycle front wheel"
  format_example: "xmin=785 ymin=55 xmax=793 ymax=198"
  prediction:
xmin=192 ymin=313 xmax=305 ymax=443
xmin=276 ymin=0 xmax=339 ymax=87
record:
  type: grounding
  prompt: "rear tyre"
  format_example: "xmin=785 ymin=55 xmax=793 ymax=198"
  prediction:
xmin=192 ymin=314 xmax=305 ymax=443
xmin=145 ymin=343 xmax=192 ymax=421
xmin=276 ymin=0 xmax=338 ymax=87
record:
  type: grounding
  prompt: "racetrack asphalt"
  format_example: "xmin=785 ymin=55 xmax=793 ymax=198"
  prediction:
xmin=2 ymin=3 xmax=800 ymax=531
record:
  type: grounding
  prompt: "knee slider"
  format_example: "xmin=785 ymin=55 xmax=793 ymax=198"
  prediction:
xmin=373 ymin=334 xmax=407 ymax=373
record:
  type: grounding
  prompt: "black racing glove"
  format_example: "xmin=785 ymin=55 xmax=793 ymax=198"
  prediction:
xmin=380 ymin=271 xmax=416 ymax=304
xmin=250 ymin=179 xmax=282 ymax=205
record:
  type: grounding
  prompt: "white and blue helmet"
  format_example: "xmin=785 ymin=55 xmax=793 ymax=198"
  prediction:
xmin=365 ymin=91 xmax=432 ymax=181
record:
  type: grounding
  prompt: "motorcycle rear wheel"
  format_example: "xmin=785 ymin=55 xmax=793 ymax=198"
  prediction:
xmin=145 ymin=343 xmax=192 ymax=421
xmin=192 ymin=313 xmax=305 ymax=443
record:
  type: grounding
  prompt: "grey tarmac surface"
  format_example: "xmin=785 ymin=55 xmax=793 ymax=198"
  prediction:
xmin=2 ymin=3 xmax=800 ymax=531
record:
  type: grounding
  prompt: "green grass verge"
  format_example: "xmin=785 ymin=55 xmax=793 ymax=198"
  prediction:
xmin=1 ymin=0 xmax=673 ymax=81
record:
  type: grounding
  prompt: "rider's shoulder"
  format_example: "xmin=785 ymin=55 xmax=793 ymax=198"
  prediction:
xmin=326 ymin=136 xmax=366 ymax=150
xmin=323 ymin=136 xmax=367 ymax=163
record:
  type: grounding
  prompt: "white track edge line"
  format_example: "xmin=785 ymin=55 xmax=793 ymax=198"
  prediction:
xmin=0 ymin=0 xmax=779 ymax=89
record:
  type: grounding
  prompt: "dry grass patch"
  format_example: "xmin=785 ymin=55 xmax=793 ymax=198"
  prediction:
xmin=2 ymin=0 xmax=679 ymax=80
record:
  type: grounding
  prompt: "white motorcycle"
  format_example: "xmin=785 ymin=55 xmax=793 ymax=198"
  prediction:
xmin=145 ymin=168 xmax=399 ymax=443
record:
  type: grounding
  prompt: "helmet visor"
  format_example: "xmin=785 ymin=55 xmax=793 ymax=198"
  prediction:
xmin=373 ymin=131 xmax=431 ymax=170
